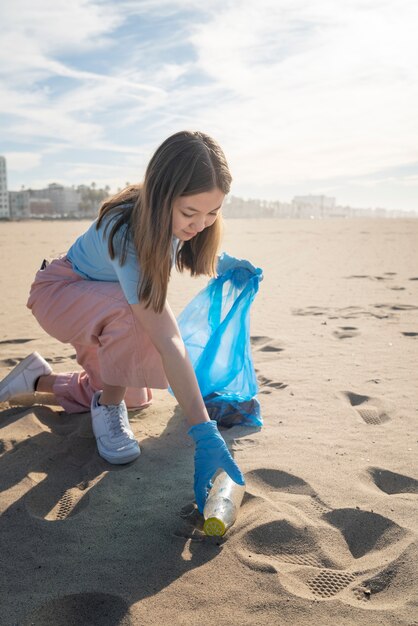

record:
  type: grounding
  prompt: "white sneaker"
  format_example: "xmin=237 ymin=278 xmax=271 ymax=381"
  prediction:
xmin=0 ymin=352 xmax=52 ymax=402
xmin=91 ymin=391 xmax=141 ymax=464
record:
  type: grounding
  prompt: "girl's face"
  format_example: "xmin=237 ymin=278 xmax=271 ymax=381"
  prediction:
xmin=172 ymin=188 xmax=224 ymax=241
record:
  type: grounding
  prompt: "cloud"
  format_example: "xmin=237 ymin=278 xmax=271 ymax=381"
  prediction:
xmin=1 ymin=0 xmax=417 ymax=210
xmin=0 ymin=0 xmax=165 ymax=147
xmin=184 ymin=0 xmax=418 ymax=186
xmin=0 ymin=0 xmax=121 ymax=61
xmin=3 ymin=152 xmax=42 ymax=171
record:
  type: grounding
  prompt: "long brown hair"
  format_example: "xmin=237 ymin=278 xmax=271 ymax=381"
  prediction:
xmin=97 ymin=131 xmax=232 ymax=312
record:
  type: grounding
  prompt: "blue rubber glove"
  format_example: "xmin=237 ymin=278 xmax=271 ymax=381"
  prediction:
xmin=188 ymin=420 xmax=245 ymax=513
xmin=217 ymin=252 xmax=263 ymax=288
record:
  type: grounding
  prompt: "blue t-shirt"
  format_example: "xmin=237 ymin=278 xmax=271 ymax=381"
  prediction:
xmin=67 ymin=213 xmax=178 ymax=305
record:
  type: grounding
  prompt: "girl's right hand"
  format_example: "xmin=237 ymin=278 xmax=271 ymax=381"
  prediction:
xmin=188 ymin=420 xmax=245 ymax=513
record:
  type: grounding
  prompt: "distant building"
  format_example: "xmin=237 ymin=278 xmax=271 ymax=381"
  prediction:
xmin=8 ymin=183 xmax=81 ymax=217
xmin=292 ymin=195 xmax=336 ymax=219
xmin=30 ymin=183 xmax=81 ymax=215
xmin=271 ymin=201 xmax=293 ymax=218
xmin=223 ymin=195 xmax=276 ymax=218
xmin=9 ymin=189 xmax=31 ymax=219
xmin=0 ymin=156 xmax=10 ymax=218
xmin=29 ymin=198 xmax=54 ymax=216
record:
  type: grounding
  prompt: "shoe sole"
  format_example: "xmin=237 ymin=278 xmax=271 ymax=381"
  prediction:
xmin=96 ymin=442 xmax=141 ymax=465
xmin=0 ymin=352 xmax=52 ymax=402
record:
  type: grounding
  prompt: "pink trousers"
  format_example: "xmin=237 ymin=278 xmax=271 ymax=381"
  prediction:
xmin=26 ymin=257 xmax=168 ymax=413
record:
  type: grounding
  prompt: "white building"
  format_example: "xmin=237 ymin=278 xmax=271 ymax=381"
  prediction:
xmin=9 ymin=190 xmax=31 ymax=219
xmin=0 ymin=156 xmax=10 ymax=218
xmin=31 ymin=183 xmax=81 ymax=215
xmin=292 ymin=195 xmax=336 ymax=219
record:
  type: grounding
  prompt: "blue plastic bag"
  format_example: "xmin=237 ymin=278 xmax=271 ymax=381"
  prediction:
xmin=176 ymin=258 xmax=263 ymax=428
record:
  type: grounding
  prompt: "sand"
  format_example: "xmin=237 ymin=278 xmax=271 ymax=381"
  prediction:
xmin=0 ymin=218 xmax=417 ymax=626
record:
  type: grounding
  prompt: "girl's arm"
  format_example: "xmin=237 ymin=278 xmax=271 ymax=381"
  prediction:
xmin=130 ymin=299 xmax=245 ymax=513
xmin=130 ymin=301 xmax=210 ymax=426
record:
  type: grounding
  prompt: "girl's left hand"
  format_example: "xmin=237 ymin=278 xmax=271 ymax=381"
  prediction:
xmin=188 ymin=420 xmax=245 ymax=513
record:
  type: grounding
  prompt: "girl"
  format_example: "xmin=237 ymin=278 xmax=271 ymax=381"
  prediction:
xmin=0 ymin=130 xmax=246 ymax=513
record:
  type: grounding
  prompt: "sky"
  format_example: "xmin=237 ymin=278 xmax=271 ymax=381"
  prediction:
xmin=0 ymin=0 xmax=417 ymax=212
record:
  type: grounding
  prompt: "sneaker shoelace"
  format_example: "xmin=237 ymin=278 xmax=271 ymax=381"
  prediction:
xmin=104 ymin=404 xmax=130 ymax=439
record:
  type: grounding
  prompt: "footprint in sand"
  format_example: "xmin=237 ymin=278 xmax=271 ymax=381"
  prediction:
xmin=306 ymin=569 xmax=356 ymax=598
xmin=234 ymin=468 xmax=414 ymax=607
xmin=25 ymin=472 xmax=92 ymax=522
xmin=342 ymin=391 xmax=392 ymax=425
xmin=250 ymin=335 xmax=273 ymax=347
xmin=257 ymin=374 xmax=288 ymax=394
xmin=338 ymin=306 xmax=364 ymax=319
xmin=352 ymin=562 xmax=398 ymax=603
xmin=292 ymin=306 xmax=328 ymax=317
xmin=292 ymin=305 xmax=393 ymax=323
xmin=333 ymin=326 xmax=359 ymax=340
xmin=323 ymin=508 xmax=406 ymax=559
xmin=1 ymin=357 xmax=24 ymax=367
xmin=247 ymin=468 xmax=316 ymax=496
xmin=373 ymin=303 xmax=418 ymax=312
xmin=345 ymin=273 xmax=396 ymax=282
xmin=374 ymin=275 xmax=394 ymax=281
xmin=45 ymin=355 xmax=69 ymax=364
xmin=242 ymin=519 xmax=332 ymax=569
xmin=239 ymin=519 xmax=335 ymax=574
xmin=0 ymin=338 xmax=34 ymax=345
xmin=24 ymin=420 xmax=116 ymax=521
xmin=251 ymin=336 xmax=285 ymax=362
xmin=230 ymin=437 xmax=260 ymax=452
xmin=1 ymin=353 xmax=41 ymax=367
xmin=23 ymin=592 xmax=132 ymax=626
xmin=246 ymin=467 xmax=331 ymax=517
xmin=240 ymin=510 xmax=411 ymax=603
xmin=47 ymin=486 xmax=89 ymax=521
xmin=367 ymin=467 xmax=418 ymax=495
xmin=353 ymin=542 xmax=418 ymax=607
xmin=258 ymin=342 xmax=284 ymax=354
xmin=292 ymin=305 xmax=385 ymax=322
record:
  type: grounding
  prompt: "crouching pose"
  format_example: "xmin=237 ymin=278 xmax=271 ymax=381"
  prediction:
xmin=0 ymin=130 xmax=245 ymax=512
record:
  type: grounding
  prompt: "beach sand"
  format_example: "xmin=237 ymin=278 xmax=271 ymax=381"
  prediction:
xmin=0 ymin=218 xmax=417 ymax=626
